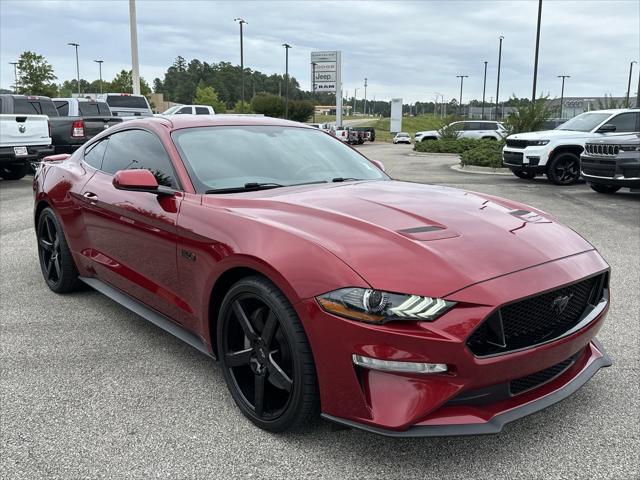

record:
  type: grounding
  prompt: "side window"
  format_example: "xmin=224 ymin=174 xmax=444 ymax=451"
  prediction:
xmin=195 ymin=107 xmax=209 ymax=114
xmin=463 ymin=122 xmax=481 ymax=131
xmin=101 ymin=130 xmax=178 ymax=188
xmin=606 ymin=113 xmax=640 ymax=133
xmin=83 ymin=138 xmax=108 ymax=169
xmin=177 ymin=107 xmax=192 ymax=114
xmin=78 ymin=102 xmax=100 ymax=116
xmin=482 ymin=122 xmax=498 ymax=130
xmin=54 ymin=101 xmax=69 ymax=116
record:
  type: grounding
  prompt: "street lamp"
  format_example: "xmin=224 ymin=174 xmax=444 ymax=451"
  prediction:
xmin=68 ymin=42 xmax=80 ymax=95
xmin=482 ymin=61 xmax=488 ymax=120
xmin=456 ymin=75 xmax=469 ymax=117
xmin=94 ymin=60 xmax=104 ymax=94
xmin=9 ymin=62 xmax=18 ymax=93
xmin=626 ymin=61 xmax=637 ymax=108
xmin=495 ymin=35 xmax=504 ymax=121
xmin=364 ymin=77 xmax=368 ymax=115
xmin=234 ymin=18 xmax=247 ymax=113
xmin=557 ymin=75 xmax=570 ymax=119
xmin=311 ymin=61 xmax=317 ymax=122
xmin=353 ymin=87 xmax=359 ymax=118
xmin=532 ymin=0 xmax=543 ymax=102
xmin=282 ymin=43 xmax=291 ymax=119
xmin=434 ymin=91 xmax=444 ymax=117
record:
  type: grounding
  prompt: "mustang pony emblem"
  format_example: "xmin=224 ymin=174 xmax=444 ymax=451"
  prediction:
xmin=552 ymin=294 xmax=573 ymax=315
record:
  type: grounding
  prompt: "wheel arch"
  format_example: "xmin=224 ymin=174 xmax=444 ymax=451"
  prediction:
xmin=549 ymin=144 xmax=583 ymax=163
xmin=34 ymin=199 xmax=51 ymax=229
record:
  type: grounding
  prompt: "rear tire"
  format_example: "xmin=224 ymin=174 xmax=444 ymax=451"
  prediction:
xmin=511 ymin=169 xmax=537 ymax=180
xmin=590 ymin=184 xmax=620 ymax=194
xmin=36 ymin=207 xmax=81 ymax=293
xmin=547 ymin=152 xmax=581 ymax=185
xmin=0 ymin=164 xmax=27 ymax=180
xmin=217 ymin=276 xmax=319 ymax=432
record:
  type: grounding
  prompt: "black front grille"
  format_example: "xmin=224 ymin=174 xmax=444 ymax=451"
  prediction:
xmin=585 ymin=143 xmax=620 ymax=156
xmin=510 ymin=353 xmax=578 ymax=395
xmin=467 ymin=274 xmax=606 ymax=357
xmin=506 ymin=139 xmax=528 ymax=149
xmin=503 ymin=151 xmax=523 ymax=165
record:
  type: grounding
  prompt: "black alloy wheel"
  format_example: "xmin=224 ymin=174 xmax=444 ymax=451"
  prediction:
xmin=37 ymin=208 xmax=81 ymax=293
xmin=512 ymin=169 xmax=537 ymax=180
xmin=218 ymin=276 xmax=318 ymax=432
xmin=590 ymin=183 xmax=621 ymax=194
xmin=547 ymin=152 xmax=581 ymax=185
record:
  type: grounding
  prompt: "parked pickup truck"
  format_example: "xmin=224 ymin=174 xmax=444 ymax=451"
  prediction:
xmin=503 ymin=109 xmax=640 ymax=185
xmin=97 ymin=93 xmax=153 ymax=118
xmin=0 ymin=94 xmax=122 ymax=155
xmin=0 ymin=114 xmax=53 ymax=180
xmin=161 ymin=104 xmax=215 ymax=115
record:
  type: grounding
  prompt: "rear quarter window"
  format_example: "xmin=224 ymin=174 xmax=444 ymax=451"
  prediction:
xmin=13 ymin=98 xmax=58 ymax=116
xmin=54 ymin=101 xmax=69 ymax=116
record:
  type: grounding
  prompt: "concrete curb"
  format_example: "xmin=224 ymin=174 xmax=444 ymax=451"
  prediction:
xmin=408 ymin=152 xmax=460 ymax=157
xmin=451 ymin=164 xmax=511 ymax=176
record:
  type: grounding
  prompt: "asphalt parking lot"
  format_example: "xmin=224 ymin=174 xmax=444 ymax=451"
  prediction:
xmin=1 ymin=144 xmax=638 ymax=479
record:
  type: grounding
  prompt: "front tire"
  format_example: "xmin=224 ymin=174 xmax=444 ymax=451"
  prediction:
xmin=36 ymin=207 xmax=81 ymax=293
xmin=217 ymin=276 xmax=319 ymax=432
xmin=0 ymin=164 xmax=27 ymax=180
xmin=547 ymin=152 xmax=581 ymax=185
xmin=590 ymin=184 xmax=620 ymax=194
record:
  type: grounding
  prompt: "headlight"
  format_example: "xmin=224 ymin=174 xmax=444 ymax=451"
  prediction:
xmin=527 ymin=140 xmax=549 ymax=146
xmin=316 ymin=288 xmax=455 ymax=324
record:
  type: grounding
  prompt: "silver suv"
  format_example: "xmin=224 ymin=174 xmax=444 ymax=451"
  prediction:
xmin=581 ymin=134 xmax=640 ymax=194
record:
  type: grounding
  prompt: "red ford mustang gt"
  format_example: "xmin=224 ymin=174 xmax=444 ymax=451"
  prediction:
xmin=33 ymin=115 xmax=611 ymax=436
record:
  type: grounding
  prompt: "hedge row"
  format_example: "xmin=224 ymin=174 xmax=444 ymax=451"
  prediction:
xmin=459 ymin=142 xmax=505 ymax=169
xmin=413 ymin=138 xmax=498 ymax=154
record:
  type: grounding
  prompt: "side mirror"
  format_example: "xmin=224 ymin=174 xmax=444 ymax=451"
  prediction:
xmin=113 ymin=169 xmax=161 ymax=193
xmin=370 ymin=159 xmax=385 ymax=171
xmin=597 ymin=124 xmax=617 ymax=133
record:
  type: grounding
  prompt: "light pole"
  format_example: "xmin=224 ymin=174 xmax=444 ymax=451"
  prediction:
xmin=495 ymin=35 xmax=504 ymax=121
xmin=234 ymin=18 xmax=247 ymax=113
xmin=532 ymin=0 xmax=543 ymax=102
xmin=68 ymin=42 xmax=80 ymax=95
xmin=363 ymin=77 xmax=368 ymax=115
xmin=353 ymin=88 xmax=359 ymax=118
xmin=9 ymin=62 xmax=18 ymax=93
xmin=626 ymin=61 xmax=637 ymax=108
xmin=311 ymin=61 xmax=317 ymax=122
xmin=456 ymin=75 xmax=468 ymax=117
xmin=557 ymin=75 xmax=570 ymax=119
xmin=434 ymin=91 xmax=444 ymax=117
xmin=129 ymin=0 xmax=141 ymax=95
xmin=482 ymin=61 xmax=488 ymax=119
xmin=282 ymin=43 xmax=291 ymax=119
xmin=94 ymin=60 xmax=104 ymax=94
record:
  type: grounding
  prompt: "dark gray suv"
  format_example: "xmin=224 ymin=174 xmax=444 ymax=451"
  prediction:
xmin=581 ymin=134 xmax=640 ymax=194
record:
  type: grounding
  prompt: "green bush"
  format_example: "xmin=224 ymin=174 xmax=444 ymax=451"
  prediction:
xmin=460 ymin=141 xmax=505 ymax=169
xmin=414 ymin=137 xmax=496 ymax=154
xmin=251 ymin=93 xmax=285 ymax=118
xmin=288 ymin=100 xmax=315 ymax=122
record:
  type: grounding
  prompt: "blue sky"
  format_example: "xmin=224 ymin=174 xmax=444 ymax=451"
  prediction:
xmin=1 ymin=0 xmax=639 ymax=103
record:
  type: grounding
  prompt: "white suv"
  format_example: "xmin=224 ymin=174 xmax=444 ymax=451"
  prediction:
xmin=503 ymin=109 xmax=640 ymax=185
xmin=415 ymin=121 xmax=506 ymax=142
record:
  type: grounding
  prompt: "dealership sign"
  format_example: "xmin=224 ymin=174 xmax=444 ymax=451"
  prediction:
xmin=311 ymin=50 xmax=343 ymax=126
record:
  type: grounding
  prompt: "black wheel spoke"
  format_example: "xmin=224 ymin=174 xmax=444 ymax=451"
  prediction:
xmin=233 ymin=300 xmax=257 ymax=341
xmin=261 ymin=310 xmax=278 ymax=347
xmin=39 ymin=238 xmax=53 ymax=252
xmin=254 ymin=374 xmax=266 ymax=416
xmin=225 ymin=348 xmax=253 ymax=367
xmin=267 ymin=354 xmax=293 ymax=392
xmin=46 ymin=258 xmax=54 ymax=276
xmin=53 ymin=257 xmax=61 ymax=278
xmin=45 ymin=217 xmax=55 ymax=242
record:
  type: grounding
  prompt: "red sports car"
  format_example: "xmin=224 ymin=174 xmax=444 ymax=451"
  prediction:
xmin=33 ymin=115 xmax=611 ymax=436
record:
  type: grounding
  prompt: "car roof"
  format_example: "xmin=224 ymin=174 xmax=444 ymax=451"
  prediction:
xmin=117 ymin=114 xmax=313 ymax=131
xmin=580 ymin=108 xmax=639 ymax=114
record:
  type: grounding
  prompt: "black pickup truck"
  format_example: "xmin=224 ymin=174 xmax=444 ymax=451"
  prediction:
xmin=0 ymin=94 xmax=122 ymax=154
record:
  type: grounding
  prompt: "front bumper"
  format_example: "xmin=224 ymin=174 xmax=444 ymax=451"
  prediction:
xmin=581 ymin=153 xmax=640 ymax=188
xmin=296 ymin=250 xmax=611 ymax=435
xmin=503 ymin=146 xmax=550 ymax=172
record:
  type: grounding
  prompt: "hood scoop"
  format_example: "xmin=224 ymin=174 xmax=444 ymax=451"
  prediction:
xmin=398 ymin=224 xmax=460 ymax=241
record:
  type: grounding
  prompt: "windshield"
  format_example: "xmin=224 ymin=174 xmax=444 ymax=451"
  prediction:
xmin=172 ymin=126 xmax=388 ymax=192
xmin=557 ymin=112 xmax=611 ymax=132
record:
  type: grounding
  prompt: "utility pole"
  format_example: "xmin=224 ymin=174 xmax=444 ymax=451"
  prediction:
xmin=495 ymin=35 xmax=504 ymax=121
xmin=129 ymin=0 xmax=141 ymax=95
xmin=68 ymin=43 xmax=80 ymax=95
xmin=353 ymin=88 xmax=358 ymax=118
xmin=234 ymin=18 xmax=247 ymax=113
xmin=456 ymin=75 xmax=468 ymax=117
xmin=363 ymin=77 xmax=368 ymax=115
xmin=94 ymin=60 xmax=104 ymax=94
xmin=626 ymin=61 xmax=637 ymax=108
xmin=9 ymin=62 xmax=18 ymax=93
xmin=311 ymin=61 xmax=317 ymax=122
xmin=532 ymin=0 xmax=543 ymax=102
xmin=482 ymin=61 xmax=488 ymax=119
xmin=282 ymin=43 xmax=291 ymax=119
xmin=557 ymin=75 xmax=570 ymax=119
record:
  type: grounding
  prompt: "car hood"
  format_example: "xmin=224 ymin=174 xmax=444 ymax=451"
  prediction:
xmin=204 ymin=181 xmax=594 ymax=298
xmin=508 ymin=129 xmax=593 ymax=140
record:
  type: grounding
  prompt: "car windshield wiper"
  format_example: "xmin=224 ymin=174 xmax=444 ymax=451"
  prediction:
xmin=332 ymin=177 xmax=362 ymax=182
xmin=205 ymin=180 xmax=327 ymax=194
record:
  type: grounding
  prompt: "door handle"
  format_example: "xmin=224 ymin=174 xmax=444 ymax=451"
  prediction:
xmin=83 ymin=191 xmax=98 ymax=204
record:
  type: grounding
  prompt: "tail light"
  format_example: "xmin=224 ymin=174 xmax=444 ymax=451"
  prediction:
xmin=71 ymin=120 xmax=85 ymax=138
xmin=48 ymin=119 xmax=52 ymax=139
